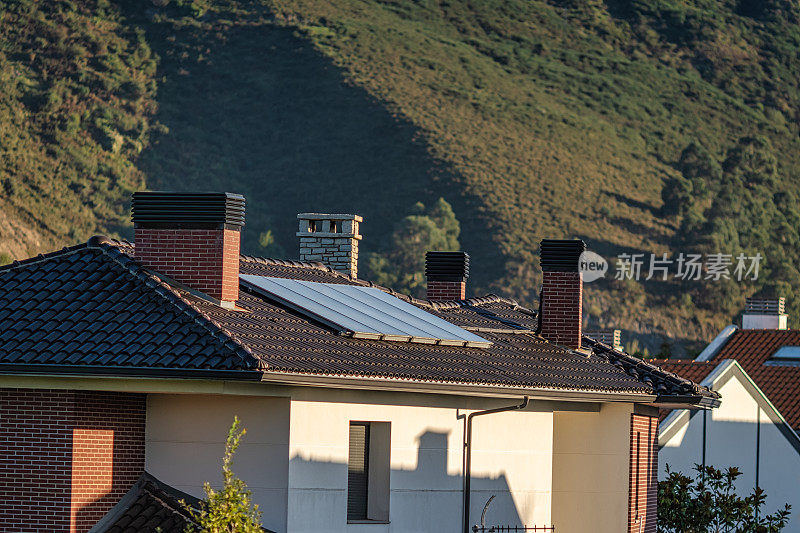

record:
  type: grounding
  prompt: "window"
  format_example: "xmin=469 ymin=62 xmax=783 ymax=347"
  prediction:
xmin=347 ymin=422 xmax=390 ymax=523
xmin=767 ymin=346 xmax=800 ymax=366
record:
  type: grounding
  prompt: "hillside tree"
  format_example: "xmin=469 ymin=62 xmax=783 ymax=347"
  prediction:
xmin=366 ymin=197 xmax=460 ymax=297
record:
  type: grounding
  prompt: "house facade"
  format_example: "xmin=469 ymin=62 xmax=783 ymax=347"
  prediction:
xmin=0 ymin=192 xmax=718 ymax=533
xmin=655 ymin=298 xmax=800 ymax=530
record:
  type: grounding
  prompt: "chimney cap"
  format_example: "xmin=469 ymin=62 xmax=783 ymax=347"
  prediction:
xmin=297 ymin=213 xmax=363 ymax=222
xmin=132 ymin=191 xmax=245 ymax=228
xmin=744 ymin=297 xmax=785 ymax=315
xmin=425 ymin=251 xmax=469 ymax=282
xmin=540 ymin=239 xmax=586 ymax=272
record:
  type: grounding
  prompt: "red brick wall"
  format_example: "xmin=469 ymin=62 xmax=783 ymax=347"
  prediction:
xmin=135 ymin=227 xmax=240 ymax=302
xmin=629 ymin=414 xmax=658 ymax=533
xmin=0 ymin=389 xmax=146 ymax=533
xmin=540 ymin=271 xmax=582 ymax=349
xmin=426 ymin=280 xmax=466 ymax=301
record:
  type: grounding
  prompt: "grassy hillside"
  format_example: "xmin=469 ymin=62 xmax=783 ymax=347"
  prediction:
xmin=3 ymin=0 xmax=800 ymax=352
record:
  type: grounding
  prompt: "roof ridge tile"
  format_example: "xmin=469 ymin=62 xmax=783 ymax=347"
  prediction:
xmin=583 ymin=336 xmax=719 ymax=399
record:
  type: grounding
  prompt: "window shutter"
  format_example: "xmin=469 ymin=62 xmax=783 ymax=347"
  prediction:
xmin=348 ymin=423 xmax=370 ymax=520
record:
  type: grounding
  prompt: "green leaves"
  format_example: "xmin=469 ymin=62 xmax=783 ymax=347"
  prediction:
xmin=658 ymin=464 xmax=792 ymax=533
xmin=184 ymin=417 xmax=264 ymax=533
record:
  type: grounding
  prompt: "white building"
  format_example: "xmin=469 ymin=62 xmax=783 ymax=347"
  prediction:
xmin=655 ymin=297 xmax=800 ymax=530
xmin=0 ymin=192 xmax=719 ymax=533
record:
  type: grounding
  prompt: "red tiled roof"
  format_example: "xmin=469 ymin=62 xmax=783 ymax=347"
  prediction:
xmin=710 ymin=329 xmax=800 ymax=432
xmin=650 ymin=359 xmax=719 ymax=385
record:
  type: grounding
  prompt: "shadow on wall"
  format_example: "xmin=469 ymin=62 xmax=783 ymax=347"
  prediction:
xmin=289 ymin=430 xmax=531 ymax=532
xmin=116 ymin=4 xmax=505 ymax=291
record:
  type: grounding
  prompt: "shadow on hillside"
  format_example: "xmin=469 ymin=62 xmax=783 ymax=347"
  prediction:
xmin=120 ymin=4 xmax=504 ymax=291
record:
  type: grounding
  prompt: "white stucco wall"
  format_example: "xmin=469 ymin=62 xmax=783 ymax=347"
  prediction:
xmin=757 ymin=408 xmax=800 ymax=531
xmin=286 ymin=389 xmax=555 ymax=533
xmin=659 ymin=372 xmax=800 ymax=530
xmin=660 ymin=374 xmax=758 ymax=484
xmin=143 ymin=388 xmax=637 ymax=533
xmin=551 ymin=402 xmax=633 ymax=533
xmin=145 ymin=394 xmax=291 ymax=533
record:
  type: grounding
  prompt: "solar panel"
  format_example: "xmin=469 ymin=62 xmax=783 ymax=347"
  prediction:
xmin=240 ymin=275 xmax=492 ymax=348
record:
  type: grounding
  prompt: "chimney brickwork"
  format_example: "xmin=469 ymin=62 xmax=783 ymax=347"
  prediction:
xmin=132 ymin=192 xmax=245 ymax=305
xmin=297 ymin=213 xmax=362 ymax=278
xmin=540 ymin=239 xmax=586 ymax=350
xmin=425 ymin=251 xmax=469 ymax=301
xmin=427 ymin=281 xmax=466 ymax=301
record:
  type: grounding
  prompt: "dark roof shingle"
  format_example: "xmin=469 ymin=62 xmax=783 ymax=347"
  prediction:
xmin=0 ymin=238 xmax=717 ymax=400
xmin=90 ymin=473 xmax=197 ymax=533
xmin=0 ymin=239 xmax=258 ymax=372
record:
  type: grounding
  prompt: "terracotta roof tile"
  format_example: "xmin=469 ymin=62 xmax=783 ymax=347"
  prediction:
xmin=710 ymin=329 xmax=800 ymax=431
xmin=650 ymin=359 xmax=718 ymax=385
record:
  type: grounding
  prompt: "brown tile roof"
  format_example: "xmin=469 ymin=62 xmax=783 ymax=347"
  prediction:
xmin=709 ymin=329 xmax=800 ymax=431
xmin=0 ymin=237 xmax=717 ymax=401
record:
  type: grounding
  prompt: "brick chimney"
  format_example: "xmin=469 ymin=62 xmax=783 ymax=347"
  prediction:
xmin=425 ymin=251 xmax=469 ymax=301
xmin=132 ymin=192 xmax=245 ymax=306
xmin=297 ymin=213 xmax=362 ymax=278
xmin=742 ymin=297 xmax=787 ymax=330
xmin=539 ymin=239 xmax=586 ymax=350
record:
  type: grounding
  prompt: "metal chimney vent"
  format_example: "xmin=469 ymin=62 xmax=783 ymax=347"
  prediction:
xmin=425 ymin=251 xmax=470 ymax=282
xmin=745 ymin=297 xmax=785 ymax=316
xmin=540 ymin=239 xmax=586 ymax=272
xmin=132 ymin=192 xmax=245 ymax=228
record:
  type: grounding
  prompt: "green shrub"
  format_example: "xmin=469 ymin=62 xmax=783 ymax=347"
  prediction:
xmin=184 ymin=417 xmax=263 ymax=533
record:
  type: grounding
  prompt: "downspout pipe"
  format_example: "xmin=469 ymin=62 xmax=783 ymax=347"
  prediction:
xmin=462 ymin=396 xmax=530 ymax=533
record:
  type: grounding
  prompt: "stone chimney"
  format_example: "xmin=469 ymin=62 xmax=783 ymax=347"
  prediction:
xmin=132 ymin=191 xmax=244 ymax=306
xmin=425 ymin=251 xmax=469 ymax=301
xmin=742 ymin=297 xmax=787 ymax=330
xmin=584 ymin=329 xmax=622 ymax=351
xmin=539 ymin=239 xmax=586 ymax=350
xmin=297 ymin=213 xmax=362 ymax=278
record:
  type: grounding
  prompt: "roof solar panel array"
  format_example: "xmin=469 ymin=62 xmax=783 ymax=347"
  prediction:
xmin=240 ymin=275 xmax=492 ymax=348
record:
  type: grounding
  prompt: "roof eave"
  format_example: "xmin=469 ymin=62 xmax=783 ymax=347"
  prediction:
xmin=0 ymin=364 xmax=264 ymax=381
xmin=257 ymin=370 xmax=658 ymax=403
xmin=653 ymin=394 xmax=721 ymax=409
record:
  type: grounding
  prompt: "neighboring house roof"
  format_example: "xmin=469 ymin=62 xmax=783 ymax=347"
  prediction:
xmin=651 ymin=360 xmax=719 ymax=390
xmin=707 ymin=329 xmax=800 ymax=432
xmin=0 ymin=237 xmax=718 ymax=403
xmin=88 ymin=472 xmax=198 ymax=533
xmin=89 ymin=471 xmax=274 ymax=533
xmin=654 ymin=358 xmax=800 ymax=454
